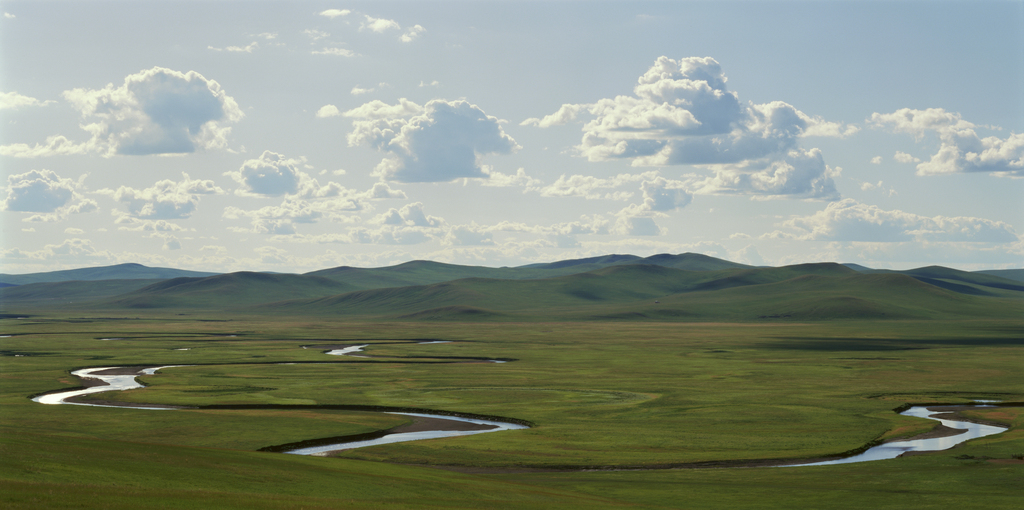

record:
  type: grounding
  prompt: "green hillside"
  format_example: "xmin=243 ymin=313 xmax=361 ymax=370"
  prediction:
xmin=254 ymin=263 xmax=1022 ymax=321
xmin=307 ymin=252 xmax=751 ymax=289
xmin=976 ymin=268 xmax=1024 ymax=283
xmin=100 ymin=272 xmax=358 ymax=309
xmin=0 ymin=263 xmax=217 ymax=285
xmin=0 ymin=279 xmax=162 ymax=306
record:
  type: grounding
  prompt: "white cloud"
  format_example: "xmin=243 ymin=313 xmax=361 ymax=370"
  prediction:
xmin=316 ymin=104 xmax=341 ymax=118
xmin=870 ymin=156 xmax=882 ymax=164
xmin=730 ymin=245 xmax=764 ymax=266
xmin=894 ymin=151 xmax=921 ymax=164
xmin=3 ymin=169 xmax=76 ymax=212
xmin=64 ymin=227 xmax=84 ymax=234
xmin=101 ymin=172 xmax=222 ymax=219
xmin=686 ymin=148 xmax=841 ymax=200
xmin=4 ymin=12 xmax=15 ymax=19
xmin=374 ymin=202 xmax=443 ymax=227
xmin=319 ymin=9 xmax=351 ymax=19
xmin=400 ymin=25 xmax=425 ymax=43
xmin=345 ymin=98 xmax=520 ymax=182
xmin=419 ymin=80 xmax=439 ymax=88
xmin=870 ymin=108 xmax=1024 ymax=176
xmin=638 ymin=177 xmax=693 ymax=212
xmin=163 ymin=237 xmax=182 ymax=251
xmin=208 ymin=42 xmax=259 ymax=53
xmin=768 ymin=198 xmax=1019 ymax=243
xmin=225 ymin=150 xmax=304 ymax=196
xmin=361 ymin=15 xmax=400 ymax=33
xmin=2 ymin=67 xmax=242 ymax=158
xmin=115 ymin=216 xmax=186 ymax=232
xmin=224 ymin=199 xmax=323 ymax=235
xmin=1 ymin=91 xmax=55 ymax=110
xmin=537 ymin=171 xmax=656 ymax=200
xmin=350 ymin=225 xmax=434 ymax=245
xmin=364 ymin=182 xmax=407 ymax=199
xmin=443 ymin=224 xmax=495 ymax=246
xmin=2 ymin=169 xmax=98 ymax=223
xmin=351 ymin=86 xmax=374 ymax=95
xmin=303 ymin=29 xmax=330 ymax=41
xmin=527 ymin=56 xmax=856 ymax=168
xmin=479 ymin=167 xmax=542 ymax=188
xmin=1 ymin=238 xmax=112 ymax=266
xmin=313 ymin=47 xmax=355 ymax=57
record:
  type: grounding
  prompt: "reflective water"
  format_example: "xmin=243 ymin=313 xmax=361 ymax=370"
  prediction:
xmin=32 ymin=366 xmax=189 ymax=410
xmin=325 ymin=345 xmax=368 ymax=356
xmin=285 ymin=412 xmax=529 ymax=456
xmin=793 ymin=405 xmax=1008 ymax=466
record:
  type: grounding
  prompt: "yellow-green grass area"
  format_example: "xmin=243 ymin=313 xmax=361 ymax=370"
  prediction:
xmin=2 ymin=315 xmax=1022 ymax=508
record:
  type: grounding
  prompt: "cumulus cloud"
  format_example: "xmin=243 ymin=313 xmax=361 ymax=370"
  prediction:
xmin=479 ymin=167 xmax=542 ymax=188
xmin=400 ymin=25 xmax=425 ymax=42
xmin=350 ymin=226 xmax=433 ymax=245
xmin=224 ymin=199 xmax=324 ymax=235
xmin=101 ymin=172 xmax=222 ymax=219
xmin=312 ymin=47 xmax=355 ymax=57
xmin=686 ymin=148 xmax=841 ymax=200
xmin=225 ymin=150 xmax=304 ymax=196
xmin=1 ymin=67 xmax=242 ymax=158
xmin=893 ymin=151 xmax=921 ymax=164
xmin=345 ymin=98 xmax=520 ymax=182
xmin=870 ymin=156 xmax=882 ymax=164
xmin=208 ymin=42 xmax=258 ymax=53
xmin=316 ymin=104 xmax=341 ymax=118
xmin=870 ymin=108 xmax=1024 ymax=176
xmin=443 ymin=224 xmax=494 ymax=246
xmin=538 ymin=171 xmax=656 ymax=200
xmin=319 ymin=9 xmax=351 ymax=18
xmin=374 ymin=202 xmax=443 ymax=227
xmin=2 ymin=169 xmax=98 ymax=222
xmin=2 ymin=169 xmax=76 ymax=212
xmin=1 ymin=238 xmax=111 ymax=266
xmin=767 ymin=198 xmax=1018 ymax=243
xmin=1 ymin=91 xmax=55 ymax=110
xmin=638 ymin=177 xmax=693 ymax=212
xmin=361 ymin=15 xmax=400 ymax=33
xmin=526 ymin=56 xmax=856 ymax=167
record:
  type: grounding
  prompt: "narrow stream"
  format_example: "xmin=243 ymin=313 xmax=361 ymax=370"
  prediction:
xmin=791 ymin=404 xmax=1008 ymax=466
xmin=285 ymin=412 xmax=529 ymax=456
xmin=30 ymin=346 xmax=1011 ymax=465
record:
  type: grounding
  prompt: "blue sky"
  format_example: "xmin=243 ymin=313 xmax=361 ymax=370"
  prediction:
xmin=2 ymin=0 xmax=1022 ymax=273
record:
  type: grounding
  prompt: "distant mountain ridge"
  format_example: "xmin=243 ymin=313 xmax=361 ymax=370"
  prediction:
xmin=2 ymin=254 xmax=1021 ymax=322
xmin=0 ymin=263 xmax=218 ymax=286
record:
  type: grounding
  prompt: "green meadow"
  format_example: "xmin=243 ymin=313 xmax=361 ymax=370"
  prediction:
xmin=1 ymin=314 xmax=1021 ymax=509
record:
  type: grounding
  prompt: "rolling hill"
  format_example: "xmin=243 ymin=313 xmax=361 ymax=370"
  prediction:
xmin=1 ymin=254 xmax=1020 ymax=321
xmin=0 ymin=263 xmax=217 ymax=286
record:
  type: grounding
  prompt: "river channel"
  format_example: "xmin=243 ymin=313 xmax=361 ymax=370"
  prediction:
xmin=30 ymin=345 xmax=1010 ymax=464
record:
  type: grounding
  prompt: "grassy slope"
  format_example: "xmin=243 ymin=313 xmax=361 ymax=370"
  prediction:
xmin=0 ymin=317 xmax=1021 ymax=509
xmin=100 ymin=272 xmax=358 ymax=309
xmin=977 ymin=268 xmax=1024 ymax=283
xmin=0 ymin=279 xmax=163 ymax=306
xmin=306 ymin=252 xmax=751 ymax=290
xmin=0 ymin=263 xmax=217 ymax=285
xmin=257 ymin=263 xmax=1023 ymax=321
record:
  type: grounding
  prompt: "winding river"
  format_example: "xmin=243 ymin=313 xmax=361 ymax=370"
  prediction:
xmin=30 ymin=343 xmax=1010 ymax=465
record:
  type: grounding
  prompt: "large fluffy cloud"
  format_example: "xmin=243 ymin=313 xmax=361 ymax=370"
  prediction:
xmin=344 ymin=99 xmax=520 ymax=183
xmin=2 ymin=169 xmax=98 ymax=221
xmin=870 ymin=108 xmax=1024 ymax=176
xmin=1 ymin=67 xmax=242 ymax=158
xmin=102 ymin=172 xmax=222 ymax=219
xmin=524 ymin=56 xmax=856 ymax=167
xmin=768 ymin=198 xmax=1019 ymax=243
xmin=686 ymin=148 xmax=841 ymax=200
xmin=225 ymin=150 xmax=303 ymax=196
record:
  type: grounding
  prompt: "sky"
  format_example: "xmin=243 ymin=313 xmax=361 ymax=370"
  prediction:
xmin=1 ymin=0 xmax=1022 ymax=274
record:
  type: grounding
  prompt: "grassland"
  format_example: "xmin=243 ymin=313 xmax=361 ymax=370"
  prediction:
xmin=1 ymin=313 xmax=1022 ymax=509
